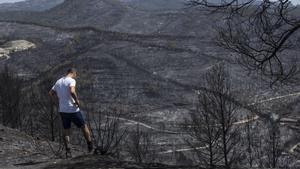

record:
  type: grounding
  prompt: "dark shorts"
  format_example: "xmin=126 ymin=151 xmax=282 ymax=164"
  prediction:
xmin=59 ymin=111 xmax=86 ymax=129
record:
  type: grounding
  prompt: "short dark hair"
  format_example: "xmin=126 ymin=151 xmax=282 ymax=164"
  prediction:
xmin=67 ymin=68 xmax=77 ymax=74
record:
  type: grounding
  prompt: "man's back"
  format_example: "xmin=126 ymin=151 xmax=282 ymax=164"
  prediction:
xmin=52 ymin=76 xmax=80 ymax=113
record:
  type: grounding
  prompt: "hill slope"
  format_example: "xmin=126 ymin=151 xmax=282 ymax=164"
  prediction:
xmin=0 ymin=1 xmax=299 ymax=167
xmin=0 ymin=0 xmax=216 ymax=36
xmin=121 ymin=0 xmax=187 ymax=11
xmin=0 ymin=124 xmax=67 ymax=169
xmin=0 ymin=124 xmax=199 ymax=169
xmin=44 ymin=0 xmax=128 ymax=29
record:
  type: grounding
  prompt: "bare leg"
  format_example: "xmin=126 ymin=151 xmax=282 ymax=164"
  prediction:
xmin=81 ymin=124 xmax=92 ymax=142
xmin=63 ymin=129 xmax=71 ymax=150
xmin=81 ymin=124 xmax=93 ymax=152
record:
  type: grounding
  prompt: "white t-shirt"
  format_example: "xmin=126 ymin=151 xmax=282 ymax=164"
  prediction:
xmin=51 ymin=76 xmax=80 ymax=113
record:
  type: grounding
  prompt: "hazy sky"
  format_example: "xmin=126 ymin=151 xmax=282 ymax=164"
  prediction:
xmin=0 ymin=0 xmax=299 ymax=5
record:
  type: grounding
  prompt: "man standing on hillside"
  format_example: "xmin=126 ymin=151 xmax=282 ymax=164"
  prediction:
xmin=49 ymin=68 xmax=93 ymax=158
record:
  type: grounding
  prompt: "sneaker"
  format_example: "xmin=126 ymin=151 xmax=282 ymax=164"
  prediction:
xmin=87 ymin=141 xmax=93 ymax=153
xmin=65 ymin=148 xmax=72 ymax=158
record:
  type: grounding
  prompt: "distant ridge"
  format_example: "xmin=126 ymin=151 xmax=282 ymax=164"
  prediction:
xmin=0 ymin=0 xmax=215 ymax=36
xmin=0 ymin=0 xmax=64 ymax=11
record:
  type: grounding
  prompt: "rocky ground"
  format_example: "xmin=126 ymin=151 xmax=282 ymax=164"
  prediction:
xmin=0 ymin=124 xmax=202 ymax=169
xmin=42 ymin=155 xmax=201 ymax=169
xmin=0 ymin=124 xmax=85 ymax=169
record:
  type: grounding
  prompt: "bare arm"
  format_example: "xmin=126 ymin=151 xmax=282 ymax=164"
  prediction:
xmin=70 ymin=86 xmax=80 ymax=107
xmin=48 ymin=89 xmax=58 ymax=105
